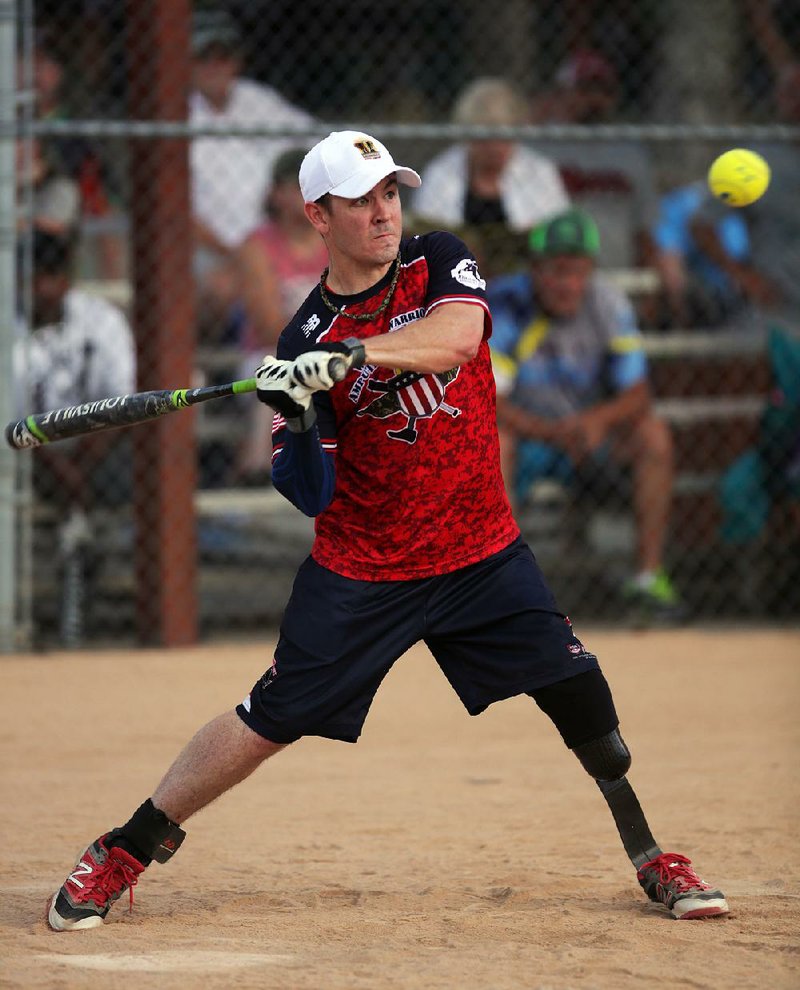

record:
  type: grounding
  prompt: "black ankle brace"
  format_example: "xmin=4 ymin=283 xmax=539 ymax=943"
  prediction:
xmin=118 ymin=799 xmax=186 ymax=865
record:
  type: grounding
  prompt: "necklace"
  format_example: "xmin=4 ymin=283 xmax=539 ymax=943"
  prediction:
xmin=318 ymin=253 xmax=401 ymax=322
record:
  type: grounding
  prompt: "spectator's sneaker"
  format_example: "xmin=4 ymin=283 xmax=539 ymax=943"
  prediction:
xmin=637 ymin=852 xmax=729 ymax=919
xmin=47 ymin=833 xmax=145 ymax=931
xmin=623 ymin=569 xmax=686 ymax=624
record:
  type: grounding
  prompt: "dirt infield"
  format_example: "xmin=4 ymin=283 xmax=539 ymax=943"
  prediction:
xmin=1 ymin=628 xmax=798 ymax=990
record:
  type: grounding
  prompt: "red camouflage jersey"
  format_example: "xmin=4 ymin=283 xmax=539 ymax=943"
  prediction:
xmin=273 ymin=230 xmax=519 ymax=580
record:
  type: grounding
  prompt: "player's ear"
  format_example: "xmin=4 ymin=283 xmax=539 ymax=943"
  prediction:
xmin=305 ymin=200 xmax=330 ymax=235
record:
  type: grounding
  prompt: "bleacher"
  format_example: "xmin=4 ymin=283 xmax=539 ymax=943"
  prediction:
xmin=27 ymin=273 xmax=775 ymax=643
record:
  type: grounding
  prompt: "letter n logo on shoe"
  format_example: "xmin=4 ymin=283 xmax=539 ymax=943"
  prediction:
xmin=67 ymin=861 xmax=94 ymax=890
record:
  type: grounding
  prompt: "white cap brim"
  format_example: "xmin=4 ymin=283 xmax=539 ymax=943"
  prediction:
xmin=327 ymin=164 xmax=422 ymax=200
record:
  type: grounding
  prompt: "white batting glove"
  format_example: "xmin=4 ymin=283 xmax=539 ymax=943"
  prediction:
xmin=254 ymin=356 xmax=317 ymax=432
xmin=290 ymin=351 xmax=340 ymax=391
xmin=290 ymin=338 xmax=367 ymax=392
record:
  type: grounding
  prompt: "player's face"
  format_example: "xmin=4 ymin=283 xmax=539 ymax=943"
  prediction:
xmin=533 ymin=255 xmax=594 ymax=318
xmin=315 ymin=175 xmax=402 ymax=270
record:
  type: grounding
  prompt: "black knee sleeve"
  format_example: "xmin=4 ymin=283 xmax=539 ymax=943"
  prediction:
xmin=572 ymin=729 xmax=632 ymax=781
xmin=529 ymin=668 xmax=619 ymax=748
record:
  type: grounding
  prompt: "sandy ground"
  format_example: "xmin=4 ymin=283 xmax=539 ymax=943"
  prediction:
xmin=0 ymin=627 xmax=798 ymax=990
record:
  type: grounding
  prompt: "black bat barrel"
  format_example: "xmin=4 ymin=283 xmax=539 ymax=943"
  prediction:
xmin=4 ymin=390 xmax=179 ymax=449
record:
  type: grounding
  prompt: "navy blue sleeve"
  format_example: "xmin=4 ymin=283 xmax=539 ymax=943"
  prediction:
xmin=271 ymin=413 xmax=337 ymax=517
xmin=268 ymin=311 xmax=339 ymax=517
xmin=420 ymin=231 xmax=489 ymax=303
xmin=417 ymin=230 xmax=492 ymax=333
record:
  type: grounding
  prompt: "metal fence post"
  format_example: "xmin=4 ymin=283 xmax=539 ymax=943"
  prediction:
xmin=0 ymin=0 xmax=18 ymax=652
xmin=126 ymin=0 xmax=197 ymax=646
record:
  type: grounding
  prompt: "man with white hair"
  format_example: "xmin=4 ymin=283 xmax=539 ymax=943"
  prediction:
xmin=412 ymin=77 xmax=569 ymax=273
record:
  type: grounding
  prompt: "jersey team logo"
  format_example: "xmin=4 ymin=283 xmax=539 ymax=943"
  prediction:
xmin=357 ymin=368 xmax=461 ymax=444
xmin=450 ymin=258 xmax=486 ymax=290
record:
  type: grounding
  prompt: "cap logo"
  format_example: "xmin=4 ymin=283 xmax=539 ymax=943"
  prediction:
xmin=354 ymin=139 xmax=380 ymax=160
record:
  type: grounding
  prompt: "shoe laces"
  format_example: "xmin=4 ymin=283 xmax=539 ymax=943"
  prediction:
xmin=86 ymin=851 xmax=141 ymax=913
xmin=642 ymin=853 xmax=709 ymax=893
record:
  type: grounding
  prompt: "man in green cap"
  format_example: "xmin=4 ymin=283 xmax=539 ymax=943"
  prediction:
xmin=487 ymin=208 xmax=683 ymax=621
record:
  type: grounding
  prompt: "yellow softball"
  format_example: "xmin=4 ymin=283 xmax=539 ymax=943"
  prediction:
xmin=708 ymin=149 xmax=770 ymax=207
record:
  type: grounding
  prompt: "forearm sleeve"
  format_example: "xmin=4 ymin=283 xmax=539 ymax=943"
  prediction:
xmin=271 ymin=424 xmax=336 ymax=517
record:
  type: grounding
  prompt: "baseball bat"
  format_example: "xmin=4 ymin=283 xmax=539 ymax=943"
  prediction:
xmin=5 ymin=378 xmax=258 ymax=450
xmin=5 ymin=357 xmax=348 ymax=450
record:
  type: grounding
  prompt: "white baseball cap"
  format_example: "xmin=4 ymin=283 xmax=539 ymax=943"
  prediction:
xmin=299 ymin=130 xmax=422 ymax=204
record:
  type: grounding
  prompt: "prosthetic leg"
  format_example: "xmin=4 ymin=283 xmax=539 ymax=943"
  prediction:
xmin=572 ymin=731 xmax=662 ymax=869
xmin=530 ymin=670 xmax=728 ymax=918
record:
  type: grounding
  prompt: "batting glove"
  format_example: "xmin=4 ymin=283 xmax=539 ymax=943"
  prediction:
xmin=255 ymin=357 xmax=317 ymax=433
xmin=291 ymin=337 xmax=367 ymax=391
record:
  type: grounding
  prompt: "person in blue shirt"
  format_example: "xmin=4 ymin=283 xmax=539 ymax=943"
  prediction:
xmin=489 ymin=208 xmax=683 ymax=621
xmin=653 ymin=180 xmax=752 ymax=329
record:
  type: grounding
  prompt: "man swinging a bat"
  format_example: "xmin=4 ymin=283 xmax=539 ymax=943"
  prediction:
xmin=47 ymin=131 xmax=729 ymax=931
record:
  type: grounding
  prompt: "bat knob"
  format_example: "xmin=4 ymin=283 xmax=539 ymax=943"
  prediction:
xmin=328 ymin=339 xmax=365 ymax=383
xmin=329 ymin=356 xmax=348 ymax=382
xmin=5 ymin=419 xmax=41 ymax=450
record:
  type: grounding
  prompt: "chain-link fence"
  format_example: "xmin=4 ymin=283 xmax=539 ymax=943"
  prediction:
xmin=5 ymin=0 xmax=799 ymax=649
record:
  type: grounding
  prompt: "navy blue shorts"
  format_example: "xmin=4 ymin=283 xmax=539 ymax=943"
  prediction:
xmin=237 ymin=536 xmax=600 ymax=744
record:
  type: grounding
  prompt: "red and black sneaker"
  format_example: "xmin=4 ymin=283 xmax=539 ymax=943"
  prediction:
xmin=47 ymin=833 xmax=146 ymax=931
xmin=637 ymin=852 xmax=729 ymax=919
